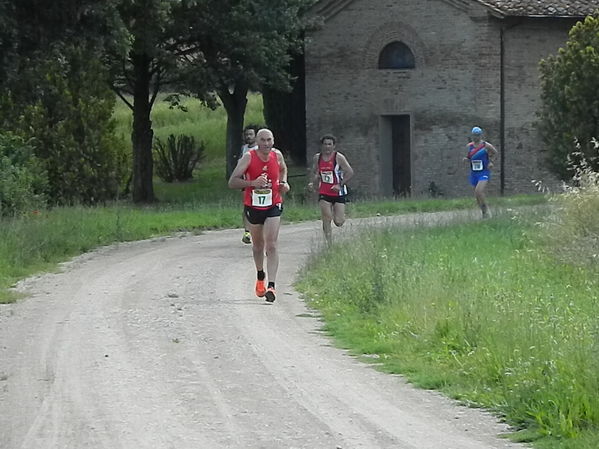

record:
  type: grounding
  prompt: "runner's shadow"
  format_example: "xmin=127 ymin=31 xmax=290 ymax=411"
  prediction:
xmin=208 ymin=297 xmax=276 ymax=306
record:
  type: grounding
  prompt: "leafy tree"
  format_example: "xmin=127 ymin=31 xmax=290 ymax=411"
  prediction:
xmin=0 ymin=0 xmax=16 ymax=85
xmin=539 ymin=14 xmax=599 ymax=179
xmin=0 ymin=1 xmax=128 ymax=205
xmin=0 ymin=0 xmax=120 ymax=83
xmin=177 ymin=0 xmax=316 ymax=177
xmin=108 ymin=0 xmax=220 ymax=203
xmin=108 ymin=1 xmax=172 ymax=203
xmin=1 ymin=46 xmax=126 ymax=204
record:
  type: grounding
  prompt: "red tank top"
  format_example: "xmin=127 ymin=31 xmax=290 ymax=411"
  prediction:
xmin=243 ymin=149 xmax=283 ymax=209
xmin=318 ymin=152 xmax=346 ymax=196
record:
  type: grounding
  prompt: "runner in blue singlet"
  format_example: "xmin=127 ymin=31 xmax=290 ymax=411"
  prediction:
xmin=464 ymin=126 xmax=498 ymax=218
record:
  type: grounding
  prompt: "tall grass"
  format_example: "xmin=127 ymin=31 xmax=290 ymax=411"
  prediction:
xmin=539 ymin=142 xmax=599 ymax=266
xmin=0 ymin=203 xmax=244 ymax=302
xmin=297 ymin=212 xmax=599 ymax=447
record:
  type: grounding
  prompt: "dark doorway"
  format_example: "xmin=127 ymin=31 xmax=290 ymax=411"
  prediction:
xmin=391 ymin=115 xmax=411 ymax=196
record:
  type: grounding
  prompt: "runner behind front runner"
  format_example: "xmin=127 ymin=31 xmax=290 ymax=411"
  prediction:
xmin=308 ymin=134 xmax=354 ymax=244
xmin=240 ymin=125 xmax=259 ymax=244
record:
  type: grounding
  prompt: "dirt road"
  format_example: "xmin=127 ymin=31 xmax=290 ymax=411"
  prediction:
xmin=0 ymin=215 xmax=527 ymax=449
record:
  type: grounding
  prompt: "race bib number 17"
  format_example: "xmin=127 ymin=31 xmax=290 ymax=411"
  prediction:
xmin=252 ymin=189 xmax=273 ymax=207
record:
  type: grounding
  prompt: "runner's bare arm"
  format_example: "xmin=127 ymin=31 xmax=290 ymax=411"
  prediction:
xmin=463 ymin=144 xmax=470 ymax=163
xmin=307 ymin=153 xmax=320 ymax=191
xmin=486 ymin=143 xmax=499 ymax=167
xmin=275 ymin=150 xmax=290 ymax=193
xmin=337 ymin=153 xmax=354 ymax=186
xmin=228 ymin=153 xmax=253 ymax=189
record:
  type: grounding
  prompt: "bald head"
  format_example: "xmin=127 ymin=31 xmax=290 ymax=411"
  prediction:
xmin=256 ymin=128 xmax=273 ymax=139
xmin=256 ymin=128 xmax=274 ymax=152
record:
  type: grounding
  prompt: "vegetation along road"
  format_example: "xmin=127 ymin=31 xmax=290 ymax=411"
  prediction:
xmin=0 ymin=214 xmax=527 ymax=449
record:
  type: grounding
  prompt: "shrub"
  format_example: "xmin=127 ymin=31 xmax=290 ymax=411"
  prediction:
xmin=153 ymin=134 xmax=205 ymax=182
xmin=0 ymin=45 xmax=128 ymax=205
xmin=540 ymin=139 xmax=599 ymax=265
xmin=0 ymin=133 xmax=47 ymax=216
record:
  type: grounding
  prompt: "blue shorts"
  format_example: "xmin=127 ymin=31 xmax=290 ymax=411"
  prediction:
xmin=469 ymin=170 xmax=490 ymax=187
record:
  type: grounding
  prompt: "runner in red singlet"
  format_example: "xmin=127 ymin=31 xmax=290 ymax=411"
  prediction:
xmin=308 ymin=134 xmax=354 ymax=244
xmin=228 ymin=129 xmax=290 ymax=302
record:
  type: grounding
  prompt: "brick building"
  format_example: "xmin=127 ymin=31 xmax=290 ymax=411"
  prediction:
xmin=304 ymin=0 xmax=598 ymax=197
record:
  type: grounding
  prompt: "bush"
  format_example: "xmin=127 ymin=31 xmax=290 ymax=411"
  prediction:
xmin=0 ymin=44 xmax=128 ymax=205
xmin=0 ymin=133 xmax=47 ymax=216
xmin=540 ymin=139 xmax=599 ymax=264
xmin=153 ymin=134 xmax=205 ymax=182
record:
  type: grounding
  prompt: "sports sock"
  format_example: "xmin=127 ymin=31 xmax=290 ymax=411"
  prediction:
xmin=268 ymin=281 xmax=275 ymax=289
xmin=257 ymin=270 xmax=265 ymax=281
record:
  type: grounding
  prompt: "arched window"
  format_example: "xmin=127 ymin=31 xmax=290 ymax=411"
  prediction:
xmin=378 ymin=41 xmax=415 ymax=69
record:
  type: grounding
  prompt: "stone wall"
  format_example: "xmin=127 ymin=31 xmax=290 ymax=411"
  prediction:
xmin=502 ymin=18 xmax=572 ymax=194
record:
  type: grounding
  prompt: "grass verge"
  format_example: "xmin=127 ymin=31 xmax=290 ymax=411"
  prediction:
xmin=296 ymin=209 xmax=599 ymax=448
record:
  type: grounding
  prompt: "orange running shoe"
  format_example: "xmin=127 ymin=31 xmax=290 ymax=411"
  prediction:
xmin=264 ymin=286 xmax=276 ymax=303
xmin=255 ymin=279 xmax=266 ymax=297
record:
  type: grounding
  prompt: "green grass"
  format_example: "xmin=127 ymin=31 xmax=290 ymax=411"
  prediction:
xmin=296 ymin=210 xmax=599 ymax=448
xmin=113 ymin=92 xmax=265 ymax=162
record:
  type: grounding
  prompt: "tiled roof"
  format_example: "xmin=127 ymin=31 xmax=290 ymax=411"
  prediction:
xmin=475 ymin=0 xmax=599 ymax=17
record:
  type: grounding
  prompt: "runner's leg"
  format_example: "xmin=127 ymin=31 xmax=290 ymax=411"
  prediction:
xmin=319 ymin=199 xmax=334 ymax=244
xmin=249 ymin=223 xmax=265 ymax=271
xmin=332 ymin=202 xmax=346 ymax=227
xmin=263 ymin=216 xmax=281 ymax=283
xmin=474 ymin=180 xmax=489 ymax=216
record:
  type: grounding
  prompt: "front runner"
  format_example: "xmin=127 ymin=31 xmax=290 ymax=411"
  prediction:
xmin=228 ymin=128 xmax=290 ymax=302
xmin=464 ymin=126 xmax=498 ymax=218
xmin=308 ymin=134 xmax=354 ymax=244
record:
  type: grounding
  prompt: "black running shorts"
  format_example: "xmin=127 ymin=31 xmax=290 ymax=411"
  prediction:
xmin=244 ymin=204 xmax=283 ymax=225
xmin=318 ymin=194 xmax=346 ymax=204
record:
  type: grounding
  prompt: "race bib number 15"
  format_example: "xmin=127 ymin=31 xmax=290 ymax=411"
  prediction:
xmin=252 ymin=189 xmax=273 ymax=207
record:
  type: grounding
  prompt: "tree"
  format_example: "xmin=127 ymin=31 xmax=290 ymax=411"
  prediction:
xmin=108 ymin=0 xmax=219 ymax=203
xmin=1 ymin=46 xmax=125 ymax=204
xmin=0 ymin=0 xmax=16 ymax=86
xmin=263 ymin=52 xmax=307 ymax=166
xmin=0 ymin=0 xmax=127 ymax=205
xmin=539 ymin=14 xmax=599 ymax=179
xmin=177 ymin=0 xmax=316 ymax=177
xmin=0 ymin=0 xmax=119 ymax=83
xmin=107 ymin=1 xmax=173 ymax=203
